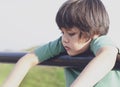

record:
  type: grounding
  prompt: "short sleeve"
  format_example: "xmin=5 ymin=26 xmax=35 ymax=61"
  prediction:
xmin=90 ymin=35 xmax=117 ymax=55
xmin=34 ymin=37 xmax=65 ymax=62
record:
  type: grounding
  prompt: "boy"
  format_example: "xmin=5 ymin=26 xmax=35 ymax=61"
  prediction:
xmin=2 ymin=0 xmax=120 ymax=87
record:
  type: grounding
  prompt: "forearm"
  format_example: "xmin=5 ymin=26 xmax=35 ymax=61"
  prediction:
xmin=71 ymin=56 xmax=115 ymax=87
xmin=71 ymin=47 xmax=118 ymax=87
xmin=2 ymin=60 xmax=32 ymax=87
xmin=1 ymin=53 xmax=39 ymax=87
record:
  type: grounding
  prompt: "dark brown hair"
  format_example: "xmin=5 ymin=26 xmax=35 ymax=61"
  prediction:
xmin=56 ymin=0 xmax=110 ymax=38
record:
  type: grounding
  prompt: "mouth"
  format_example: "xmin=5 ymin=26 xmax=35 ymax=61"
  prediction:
xmin=64 ymin=46 xmax=70 ymax=50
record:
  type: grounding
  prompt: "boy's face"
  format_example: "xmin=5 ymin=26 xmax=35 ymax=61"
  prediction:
xmin=61 ymin=27 xmax=91 ymax=56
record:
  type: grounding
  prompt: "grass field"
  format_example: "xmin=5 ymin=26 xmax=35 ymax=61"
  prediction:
xmin=0 ymin=63 xmax=66 ymax=87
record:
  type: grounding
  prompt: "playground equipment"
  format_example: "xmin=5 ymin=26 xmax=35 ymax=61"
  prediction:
xmin=0 ymin=51 xmax=120 ymax=70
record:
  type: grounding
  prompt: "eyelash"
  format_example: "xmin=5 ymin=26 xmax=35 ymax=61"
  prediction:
xmin=61 ymin=31 xmax=76 ymax=36
xmin=68 ymin=33 xmax=75 ymax=36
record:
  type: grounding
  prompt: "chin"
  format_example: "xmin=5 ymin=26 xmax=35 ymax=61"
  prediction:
xmin=67 ymin=51 xmax=84 ymax=56
xmin=67 ymin=52 xmax=78 ymax=56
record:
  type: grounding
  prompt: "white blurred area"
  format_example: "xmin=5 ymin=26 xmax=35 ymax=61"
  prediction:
xmin=0 ymin=0 xmax=66 ymax=51
xmin=103 ymin=0 xmax=120 ymax=49
xmin=0 ymin=0 xmax=120 ymax=51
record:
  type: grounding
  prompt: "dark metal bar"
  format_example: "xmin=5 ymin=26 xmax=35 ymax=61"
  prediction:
xmin=0 ymin=52 xmax=26 ymax=63
xmin=0 ymin=52 xmax=120 ymax=70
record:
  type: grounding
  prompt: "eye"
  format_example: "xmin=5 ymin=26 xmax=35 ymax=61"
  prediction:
xmin=68 ymin=33 xmax=76 ymax=36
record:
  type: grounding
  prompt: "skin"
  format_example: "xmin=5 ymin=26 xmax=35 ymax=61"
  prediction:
xmin=1 ymin=53 xmax=39 ymax=87
xmin=2 ymin=27 xmax=118 ymax=87
xmin=61 ymin=27 xmax=118 ymax=87
xmin=61 ymin=27 xmax=91 ymax=56
xmin=71 ymin=46 xmax=118 ymax=87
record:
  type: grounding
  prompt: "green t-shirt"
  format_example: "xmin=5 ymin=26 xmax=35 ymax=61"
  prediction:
xmin=34 ymin=35 xmax=120 ymax=87
xmin=35 ymin=37 xmax=65 ymax=62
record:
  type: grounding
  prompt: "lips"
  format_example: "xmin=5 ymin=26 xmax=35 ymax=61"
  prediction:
xmin=64 ymin=46 xmax=70 ymax=50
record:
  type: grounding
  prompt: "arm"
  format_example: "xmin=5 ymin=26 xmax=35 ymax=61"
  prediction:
xmin=1 ymin=52 xmax=39 ymax=87
xmin=1 ymin=37 xmax=64 ymax=87
xmin=71 ymin=46 xmax=118 ymax=87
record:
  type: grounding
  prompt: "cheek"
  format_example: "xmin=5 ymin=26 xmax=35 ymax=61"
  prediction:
xmin=68 ymin=44 xmax=83 ymax=56
xmin=72 ymin=42 xmax=82 ymax=50
xmin=73 ymin=40 xmax=87 ymax=50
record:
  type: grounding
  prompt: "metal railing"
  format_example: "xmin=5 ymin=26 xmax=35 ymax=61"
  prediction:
xmin=0 ymin=52 xmax=120 ymax=70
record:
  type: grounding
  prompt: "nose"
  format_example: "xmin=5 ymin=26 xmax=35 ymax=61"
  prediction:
xmin=62 ymin=35 xmax=69 ymax=43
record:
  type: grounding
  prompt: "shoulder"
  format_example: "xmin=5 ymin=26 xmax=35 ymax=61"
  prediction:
xmin=90 ymin=35 xmax=117 ymax=55
xmin=34 ymin=37 xmax=65 ymax=62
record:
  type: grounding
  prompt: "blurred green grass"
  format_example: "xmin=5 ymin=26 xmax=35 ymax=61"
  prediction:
xmin=0 ymin=63 xmax=65 ymax=87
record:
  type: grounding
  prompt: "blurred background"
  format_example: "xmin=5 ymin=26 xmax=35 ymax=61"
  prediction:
xmin=0 ymin=0 xmax=120 ymax=52
xmin=0 ymin=0 xmax=120 ymax=87
xmin=0 ymin=0 xmax=66 ymax=51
